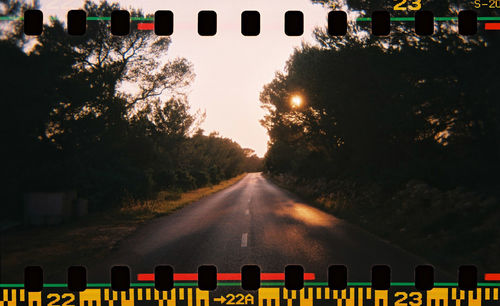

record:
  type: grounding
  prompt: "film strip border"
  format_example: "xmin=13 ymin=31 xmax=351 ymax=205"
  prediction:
xmin=9 ymin=264 xmax=500 ymax=292
xmin=1 ymin=287 xmax=499 ymax=306
xmin=3 ymin=9 xmax=500 ymax=37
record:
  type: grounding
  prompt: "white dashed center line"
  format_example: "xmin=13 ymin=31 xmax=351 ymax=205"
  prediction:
xmin=241 ymin=233 xmax=248 ymax=247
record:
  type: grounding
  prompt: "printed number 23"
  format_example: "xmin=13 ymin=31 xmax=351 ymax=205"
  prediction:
xmin=395 ymin=292 xmax=423 ymax=306
xmin=394 ymin=0 xmax=422 ymax=10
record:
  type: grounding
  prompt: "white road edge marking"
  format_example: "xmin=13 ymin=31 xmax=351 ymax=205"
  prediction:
xmin=241 ymin=233 xmax=248 ymax=247
xmin=245 ymin=209 xmax=249 ymax=215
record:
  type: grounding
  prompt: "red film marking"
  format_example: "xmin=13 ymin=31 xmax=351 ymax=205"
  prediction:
xmin=137 ymin=272 xmax=316 ymax=281
xmin=485 ymin=23 xmax=500 ymax=30
xmin=138 ymin=23 xmax=154 ymax=30
xmin=485 ymin=273 xmax=500 ymax=281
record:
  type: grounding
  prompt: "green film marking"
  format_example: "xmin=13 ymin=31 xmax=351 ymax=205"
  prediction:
xmin=357 ymin=17 xmax=459 ymax=21
xmin=43 ymin=284 xmax=67 ymax=288
xmin=479 ymin=283 xmax=500 ymax=287
xmin=86 ymin=17 xmax=153 ymax=21
xmin=0 ymin=284 xmax=24 ymax=288
xmin=478 ymin=16 xmax=500 ymax=20
xmin=391 ymin=17 xmax=415 ymax=21
xmin=305 ymin=282 xmax=328 ymax=286
xmin=435 ymin=17 xmax=458 ymax=21
xmin=87 ymin=283 xmax=111 ymax=287
xmin=0 ymin=16 xmax=23 ymax=20
xmin=391 ymin=282 xmax=415 ymax=286
xmin=131 ymin=282 xmax=154 ymax=287
xmin=218 ymin=282 xmax=241 ymax=286
xmin=131 ymin=17 xmax=154 ymax=21
xmin=355 ymin=16 xmax=500 ymax=22
xmin=87 ymin=17 xmax=110 ymax=21
xmin=3 ymin=16 xmax=500 ymax=23
xmin=262 ymin=282 xmax=285 ymax=286
xmin=174 ymin=282 xmax=198 ymax=287
xmin=1 ymin=282 xmax=500 ymax=288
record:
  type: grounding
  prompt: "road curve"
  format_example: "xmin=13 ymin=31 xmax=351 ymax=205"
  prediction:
xmin=87 ymin=173 xmax=450 ymax=283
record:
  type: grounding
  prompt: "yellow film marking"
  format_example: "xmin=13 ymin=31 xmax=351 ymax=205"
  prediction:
xmin=374 ymin=290 xmax=388 ymax=306
xmin=469 ymin=289 xmax=482 ymax=306
xmin=1 ymin=289 xmax=16 ymax=306
xmin=358 ymin=287 xmax=364 ymax=306
xmin=427 ymin=288 xmax=449 ymax=306
xmin=299 ymin=288 xmax=313 ymax=306
xmin=2 ymin=286 xmax=500 ymax=305
xmin=79 ymin=289 xmax=101 ymax=305
xmin=324 ymin=288 xmax=330 ymax=299
xmin=196 ymin=288 xmax=209 ymax=306
xmin=258 ymin=288 xmax=280 ymax=306
xmin=315 ymin=287 xmax=321 ymax=299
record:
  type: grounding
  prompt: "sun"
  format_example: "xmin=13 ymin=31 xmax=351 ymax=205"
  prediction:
xmin=291 ymin=95 xmax=302 ymax=107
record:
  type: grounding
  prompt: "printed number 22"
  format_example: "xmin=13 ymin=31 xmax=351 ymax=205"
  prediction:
xmin=394 ymin=0 xmax=422 ymax=10
xmin=47 ymin=293 xmax=75 ymax=306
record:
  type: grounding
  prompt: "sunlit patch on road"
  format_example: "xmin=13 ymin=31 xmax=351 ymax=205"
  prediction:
xmin=275 ymin=203 xmax=336 ymax=228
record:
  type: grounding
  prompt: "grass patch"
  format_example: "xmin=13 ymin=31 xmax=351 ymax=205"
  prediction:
xmin=120 ymin=173 xmax=247 ymax=219
xmin=0 ymin=173 xmax=247 ymax=282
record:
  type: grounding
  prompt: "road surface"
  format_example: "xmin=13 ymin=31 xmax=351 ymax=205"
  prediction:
xmin=84 ymin=172 xmax=450 ymax=283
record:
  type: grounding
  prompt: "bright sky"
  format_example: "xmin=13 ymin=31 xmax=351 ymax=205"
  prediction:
xmin=40 ymin=0 xmax=329 ymax=157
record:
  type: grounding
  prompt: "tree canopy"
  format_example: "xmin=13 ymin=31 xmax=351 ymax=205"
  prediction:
xmin=1 ymin=0 xmax=262 ymax=218
xmin=261 ymin=1 xmax=500 ymax=189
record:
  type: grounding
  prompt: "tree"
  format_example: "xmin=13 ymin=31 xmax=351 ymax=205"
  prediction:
xmin=261 ymin=17 xmax=500 ymax=188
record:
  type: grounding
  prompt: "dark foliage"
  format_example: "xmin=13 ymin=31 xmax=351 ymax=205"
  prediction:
xmin=261 ymin=0 xmax=500 ymax=269
xmin=1 ymin=1 xmax=262 ymax=218
xmin=261 ymin=32 xmax=500 ymax=191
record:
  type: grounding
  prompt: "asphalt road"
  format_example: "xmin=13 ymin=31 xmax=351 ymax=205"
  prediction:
xmin=86 ymin=172 xmax=452 ymax=283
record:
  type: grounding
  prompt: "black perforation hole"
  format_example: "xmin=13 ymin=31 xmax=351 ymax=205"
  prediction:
xmin=24 ymin=10 xmax=43 ymax=35
xmin=67 ymin=10 xmax=86 ymax=35
xmin=415 ymin=10 xmax=434 ymax=35
xmin=198 ymin=11 xmax=217 ymax=36
xmin=241 ymin=265 xmax=260 ymax=290
xmin=285 ymin=11 xmax=304 ymax=36
xmin=154 ymin=10 xmax=174 ymax=36
xmin=24 ymin=266 xmax=43 ymax=292
xmin=415 ymin=265 xmax=434 ymax=291
xmin=285 ymin=265 xmax=304 ymax=290
xmin=458 ymin=10 xmax=477 ymax=35
xmin=67 ymin=266 xmax=87 ymax=292
xmin=458 ymin=265 xmax=477 ymax=290
xmin=198 ymin=265 xmax=217 ymax=291
xmin=111 ymin=10 xmax=130 ymax=36
xmin=154 ymin=265 xmax=174 ymax=291
xmin=328 ymin=265 xmax=347 ymax=290
xmin=111 ymin=266 xmax=130 ymax=291
xmin=241 ymin=11 xmax=260 ymax=36
xmin=328 ymin=11 xmax=347 ymax=36
xmin=371 ymin=265 xmax=391 ymax=290
xmin=372 ymin=11 xmax=390 ymax=36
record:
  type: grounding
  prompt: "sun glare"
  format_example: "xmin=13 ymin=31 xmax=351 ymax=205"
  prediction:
xmin=291 ymin=95 xmax=302 ymax=108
